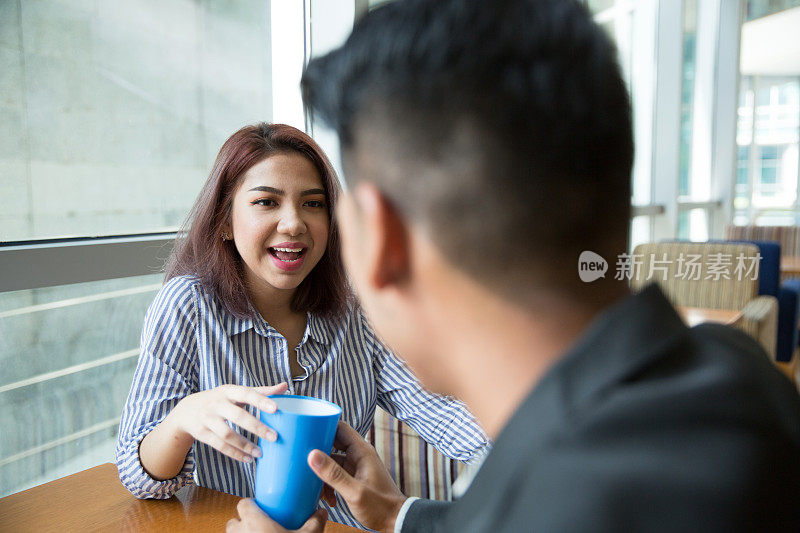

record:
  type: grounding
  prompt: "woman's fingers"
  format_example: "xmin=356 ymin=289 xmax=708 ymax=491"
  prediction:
xmin=223 ymin=384 xmax=285 ymax=413
xmin=200 ymin=430 xmax=253 ymax=463
xmin=253 ymin=382 xmax=288 ymax=396
xmin=220 ymin=402 xmax=277 ymax=442
xmin=206 ymin=419 xmax=261 ymax=461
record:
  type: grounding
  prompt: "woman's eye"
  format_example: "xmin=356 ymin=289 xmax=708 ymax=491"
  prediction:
xmin=251 ymin=198 xmax=277 ymax=207
xmin=304 ymin=200 xmax=326 ymax=208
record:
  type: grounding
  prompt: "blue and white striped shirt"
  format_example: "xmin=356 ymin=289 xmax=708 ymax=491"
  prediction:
xmin=116 ymin=276 xmax=488 ymax=529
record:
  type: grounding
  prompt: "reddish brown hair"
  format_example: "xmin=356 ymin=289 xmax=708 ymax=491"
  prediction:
xmin=166 ymin=123 xmax=350 ymax=318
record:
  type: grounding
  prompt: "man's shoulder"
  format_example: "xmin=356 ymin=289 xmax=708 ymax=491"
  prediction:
xmin=581 ymin=321 xmax=800 ymax=449
xmin=512 ymin=322 xmax=800 ymax=530
xmin=678 ymin=322 xmax=800 ymax=423
xmin=435 ymin=321 xmax=800 ymax=531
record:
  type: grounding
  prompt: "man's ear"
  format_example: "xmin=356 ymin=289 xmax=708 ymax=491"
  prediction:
xmin=353 ymin=183 xmax=410 ymax=290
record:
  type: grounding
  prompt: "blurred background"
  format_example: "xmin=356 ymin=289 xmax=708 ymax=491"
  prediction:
xmin=1 ymin=0 xmax=798 ymax=497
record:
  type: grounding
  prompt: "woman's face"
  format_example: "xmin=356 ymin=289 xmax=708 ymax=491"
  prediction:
xmin=228 ymin=152 xmax=329 ymax=299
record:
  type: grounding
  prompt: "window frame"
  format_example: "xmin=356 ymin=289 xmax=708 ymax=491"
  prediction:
xmin=0 ymin=0 xmax=324 ymax=294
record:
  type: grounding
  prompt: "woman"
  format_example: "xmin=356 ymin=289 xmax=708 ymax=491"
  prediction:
xmin=115 ymin=123 xmax=488 ymax=529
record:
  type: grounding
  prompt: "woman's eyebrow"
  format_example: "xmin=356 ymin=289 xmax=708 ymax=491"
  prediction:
xmin=248 ymin=186 xmax=283 ymax=194
xmin=246 ymin=187 xmax=325 ymax=196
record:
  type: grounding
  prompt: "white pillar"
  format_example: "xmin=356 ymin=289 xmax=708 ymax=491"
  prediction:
xmin=650 ymin=0 xmax=683 ymax=242
xmin=270 ymin=1 xmax=307 ymax=131
xmin=690 ymin=0 xmax=743 ymax=237
xmin=711 ymin=0 xmax=743 ymax=236
xmin=307 ymin=0 xmax=360 ymax=187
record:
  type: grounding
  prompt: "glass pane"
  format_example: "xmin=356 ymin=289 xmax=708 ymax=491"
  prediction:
xmin=1 ymin=0 xmax=275 ymax=242
xmin=756 ymin=211 xmax=800 ymax=225
xmin=588 ymin=0 xmax=616 ymax=14
xmin=761 ymin=165 xmax=778 ymax=184
xmin=688 ymin=208 xmax=709 ymax=242
xmin=751 ymin=144 xmax=798 ymax=207
xmin=630 ymin=215 xmax=651 ymax=251
xmin=0 ymin=274 xmax=162 ymax=496
xmin=746 ymin=0 xmax=800 ymax=21
xmin=679 ymin=0 xmax=698 ymax=198
xmin=677 ymin=210 xmax=690 ymax=241
xmin=754 ymin=78 xmax=800 ymax=145
xmin=737 ymin=77 xmax=754 ymax=147
xmin=737 ymin=145 xmax=751 ymax=187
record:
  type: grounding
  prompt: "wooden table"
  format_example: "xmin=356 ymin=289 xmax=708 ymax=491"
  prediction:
xmin=677 ymin=306 xmax=742 ymax=328
xmin=0 ymin=463 xmax=360 ymax=533
xmin=781 ymin=256 xmax=800 ymax=277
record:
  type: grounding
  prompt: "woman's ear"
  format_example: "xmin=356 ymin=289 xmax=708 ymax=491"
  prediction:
xmin=219 ymin=216 xmax=234 ymax=241
xmin=354 ymin=183 xmax=410 ymax=290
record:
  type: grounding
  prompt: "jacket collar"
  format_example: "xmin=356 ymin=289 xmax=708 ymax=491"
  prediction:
xmin=490 ymin=283 xmax=688 ymax=458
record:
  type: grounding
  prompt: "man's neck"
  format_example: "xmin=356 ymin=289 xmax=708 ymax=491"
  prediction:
xmin=414 ymin=268 xmax=625 ymax=439
xmin=465 ymin=300 xmax=604 ymax=438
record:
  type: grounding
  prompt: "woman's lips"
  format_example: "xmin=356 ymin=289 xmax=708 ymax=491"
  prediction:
xmin=268 ymin=246 xmax=307 ymax=272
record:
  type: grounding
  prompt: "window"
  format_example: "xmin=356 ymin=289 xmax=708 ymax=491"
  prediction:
xmin=735 ymin=2 xmax=800 ymax=224
xmin=586 ymin=0 xmax=646 ymax=249
xmin=0 ymin=275 xmax=160 ymax=496
xmin=736 ymin=77 xmax=800 ymax=218
xmin=2 ymin=1 xmax=274 ymax=243
xmin=0 ymin=0 xmax=308 ymax=497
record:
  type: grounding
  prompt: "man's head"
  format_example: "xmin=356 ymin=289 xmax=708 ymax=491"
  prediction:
xmin=302 ymin=0 xmax=633 ymax=389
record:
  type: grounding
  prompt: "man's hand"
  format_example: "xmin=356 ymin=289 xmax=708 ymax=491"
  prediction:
xmin=308 ymin=421 xmax=407 ymax=533
xmin=226 ymin=499 xmax=327 ymax=533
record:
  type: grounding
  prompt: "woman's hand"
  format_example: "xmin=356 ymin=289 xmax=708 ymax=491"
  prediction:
xmin=138 ymin=382 xmax=289 ymax=481
xmin=170 ymin=383 xmax=289 ymax=463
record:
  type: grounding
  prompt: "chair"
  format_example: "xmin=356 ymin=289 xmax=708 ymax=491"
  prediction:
xmin=367 ymin=408 xmax=466 ymax=501
xmin=631 ymin=242 xmax=778 ymax=359
xmin=720 ymin=240 xmax=800 ymax=363
xmin=725 ymin=226 xmax=800 ymax=359
xmin=725 ymin=225 xmax=800 ymax=279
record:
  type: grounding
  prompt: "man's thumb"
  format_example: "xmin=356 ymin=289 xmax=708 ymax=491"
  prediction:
xmin=308 ymin=450 xmax=356 ymax=498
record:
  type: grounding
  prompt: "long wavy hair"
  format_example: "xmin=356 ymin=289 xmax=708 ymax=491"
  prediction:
xmin=166 ymin=123 xmax=350 ymax=318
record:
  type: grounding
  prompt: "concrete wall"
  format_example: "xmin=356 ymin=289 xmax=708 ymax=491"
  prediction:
xmin=0 ymin=0 xmax=272 ymax=241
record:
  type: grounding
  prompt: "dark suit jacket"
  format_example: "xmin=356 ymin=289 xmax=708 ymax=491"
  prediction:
xmin=403 ymin=285 xmax=800 ymax=532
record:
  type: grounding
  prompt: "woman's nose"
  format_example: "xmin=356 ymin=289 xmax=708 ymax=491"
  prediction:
xmin=277 ymin=206 xmax=307 ymax=236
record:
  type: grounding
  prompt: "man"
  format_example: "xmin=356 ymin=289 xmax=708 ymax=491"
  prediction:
xmin=228 ymin=0 xmax=800 ymax=531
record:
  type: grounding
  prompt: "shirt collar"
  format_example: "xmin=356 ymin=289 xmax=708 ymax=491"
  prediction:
xmin=305 ymin=312 xmax=331 ymax=345
xmin=221 ymin=301 xmax=281 ymax=338
xmin=221 ymin=312 xmax=257 ymax=337
xmin=221 ymin=304 xmax=331 ymax=345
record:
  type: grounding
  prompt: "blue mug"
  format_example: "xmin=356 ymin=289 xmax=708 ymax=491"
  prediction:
xmin=255 ymin=395 xmax=342 ymax=529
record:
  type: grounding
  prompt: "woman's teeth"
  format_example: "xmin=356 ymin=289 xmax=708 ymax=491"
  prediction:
xmin=270 ymin=247 xmax=305 ymax=263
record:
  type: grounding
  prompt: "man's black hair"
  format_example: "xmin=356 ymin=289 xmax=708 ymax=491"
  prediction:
xmin=302 ymin=0 xmax=633 ymax=299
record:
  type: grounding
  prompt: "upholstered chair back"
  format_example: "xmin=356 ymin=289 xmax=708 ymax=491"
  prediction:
xmin=725 ymin=225 xmax=800 ymax=258
xmin=631 ymin=242 xmax=760 ymax=309
xmin=368 ymin=408 xmax=466 ymax=501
